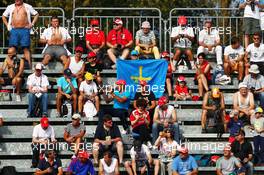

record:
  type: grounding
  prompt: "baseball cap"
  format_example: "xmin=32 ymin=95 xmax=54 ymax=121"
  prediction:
xmin=178 ymin=146 xmax=188 ymax=154
xmin=64 ymin=68 xmax=72 ymax=77
xmin=255 ymin=107 xmax=263 ymax=114
xmin=161 ymin=51 xmax=170 ymax=58
xmin=90 ymin=19 xmax=99 ymax=26
xmin=72 ymin=113 xmax=81 ymax=120
xmin=158 ymin=96 xmax=167 ymax=106
xmin=35 ymin=63 xmax=43 ymax=70
xmin=139 ymin=80 xmax=147 ymax=86
xmin=212 ymin=87 xmax=220 ymax=98
xmin=40 ymin=117 xmax=49 ymax=128
xmin=238 ymin=82 xmax=247 ymax=89
xmin=131 ymin=50 xmax=139 ymax=56
xmin=114 ymin=18 xmax=123 ymax=25
xmin=75 ymin=46 xmax=84 ymax=52
xmin=87 ymin=51 xmax=96 ymax=59
xmin=224 ymin=145 xmax=231 ymax=151
xmin=177 ymin=75 xmax=186 ymax=82
xmin=229 ymin=110 xmax=239 ymax=118
xmin=178 ymin=16 xmax=187 ymax=25
xmin=141 ymin=21 xmax=151 ymax=28
xmin=116 ymin=79 xmax=126 ymax=85
xmin=78 ymin=151 xmax=89 ymax=159
xmin=85 ymin=72 xmax=93 ymax=81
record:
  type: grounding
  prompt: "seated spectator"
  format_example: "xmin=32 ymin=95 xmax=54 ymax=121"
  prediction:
xmin=130 ymin=98 xmax=152 ymax=147
xmin=67 ymin=151 xmax=95 ymax=175
xmin=245 ymin=33 xmax=264 ymax=75
xmin=99 ymin=79 xmax=131 ymax=133
xmin=135 ymin=21 xmax=160 ymax=59
xmin=154 ymin=128 xmax=179 ymax=175
xmin=0 ymin=47 xmax=24 ymax=102
xmin=78 ymin=72 xmax=99 ymax=118
xmin=27 ymin=63 xmax=49 ymax=118
xmin=174 ymin=75 xmax=192 ymax=101
xmin=99 ymin=151 xmax=119 ymax=175
xmin=152 ymin=96 xmax=180 ymax=143
xmin=233 ymin=82 xmax=254 ymax=125
xmin=227 ymin=110 xmax=244 ymax=144
xmin=40 ymin=16 xmax=72 ymax=69
xmin=64 ymin=113 xmax=86 ymax=156
xmin=216 ymin=146 xmax=245 ymax=175
xmin=194 ymin=53 xmax=212 ymax=100
xmin=0 ymin=113 xmax=3 ymax=127
xmin=201 ymin=88 xmax=225 ymax=134
xmin=197 ymin=19 xmax=223 ymax=65
xmin=130 ymin=50 xmax=140 ymax=60
xmin=250 ymin=107 xmax=264 ymax=164
xmin=161 ymin=51 xmax=176 ymax=97
xmin=84 ymin=51 xmax=103 ymax=86
xmin=243 ymin=64 xmax=264 ymax=110
xmin=56 ymin=68 xmax=78 ymax=117
xmin=93 ymin=115 xmax=123 ymax=165
xmin=66 ymin=46 xmax=85 ymax=86
xmin=35 ymin=149 xmax=63 ymax=175
xmin=31 ymin=117 xmax=56 ymax=168
xmin=171 ymin=146 xmax=198 ymax=175
xmin=124 ymin=139 xmax=160 ymax=175
xmin=224 ymin=36 xmax=245 ymax=82
xmin=170 ymin=16 xmax=195 ymax=69
xmin=231 ymin=129 xmax=253 ymax=175
xmin=106 ymin=18 xmax=133 ymax=68
xmin=86 ymin=19 xmax=105 ymax=60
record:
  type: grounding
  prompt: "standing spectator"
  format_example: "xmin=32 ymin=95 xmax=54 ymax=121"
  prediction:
xmin=130 ymin=50 xmax=140 ymax=60
xmin=171 ymin=146 xmax=198 ymax=175
xmin=227 ymin=110 xmax=244 ymax=144
xmin=250 ymin=107 xmax=264 ymax=164
xmin=86 ymin=19 xmax=105 ymax=60
xmin=243 ymin=64 xmax=264 ymax=110
xmin=197 ymin=19 xmax=223 ymax=65
xmin=27 ymin=63 xmax=49 ymax=118
xmin=152 ymin=96 xmax=180 ymax=143
xmin=64 ymin=113 xmax=86 ymax=156
xmin=40 ymin=16 xmax=72 ymax=69
xmin=124 ymin=139 xmax=160 ymax=175
xmin=92 ymin=115 xmax=124 ymax=165
xmin=2 ymin=0 xmax=39 ymax=68
xmin=135 ymin=21 xmax=160 ymax=59
xmin=194 ymin=52 xmax=212 ymax=100
xmin=224 ymin=36 xmax=245 ymax=82
xmin=244 ymin=33 xmax=264 ymax=75
xmin=67 ymin=151 xmax=95 ymax=175
xmin=170 ymin=16 xmax=195 ymax=68
xmin=35 ymin=149 xmax=63 ymax=175
xmin=0 ymin=47 xmax=24 ymax=102
xmin=99 ymin=151 xmax=119 ymax=175
xmin=216 ymin=146 xmax=245 ymax=175
xmin=66 ymin=46 xmax=85 ymax=86
xmin=174 ymin=75 xmax=192 ymax=101
xmin=31 ymin=117 xmax=56 ymax=168
xmin=154 ymin=128 xmax=179 ymax=175
xmin=231 ymin=129 xmax=254 ymax=175
xmin=233 ymin=82 xmax=255 ymax=125
xmin=106 ymin=18 xmax=133 ymax=68
xmin=56 ymin=68 xmax=78 ymax=117
xmin=239 ymin=1 xmax=264 ymax=48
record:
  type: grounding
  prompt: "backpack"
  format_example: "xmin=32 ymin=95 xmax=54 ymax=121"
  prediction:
xmin=61 ymin=100 xmax=72 ymax=118
xmin=0 ymin=166 xmax=17 ymax=175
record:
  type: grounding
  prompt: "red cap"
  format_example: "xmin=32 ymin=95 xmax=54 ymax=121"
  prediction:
xmin=211 ymin=155 xmax=220 ymax=163
xmin=114 ymin=18 xmax=123 ymax=25
xmin=75 ymin=46 xmax=84 ymax=52
xmin=87 ymin=52 xmax=96 ymax=58
xmin=139 ymin=80 xmax=147 ymax=86
xmin=178 ymin=16 xmax=187 ymax=25
xmin=116 ymin=79 xmax=126 ymax=85
xmin=78 ymin=151 xmax=89 ymax=159
xmin=161 ymin=51 xmax=170 ymax=58
xmin=90 ymin=19 xmax=99 ymax=26
xmin=40 ymin=117 xmax=49 ymax=128
xmin=178 ymin=146 xmax=188 ymax=154
xmin=158 ymin=96 xmax=167 ymax=106
xmin=177 ymin=75 xmax=186 ymax=82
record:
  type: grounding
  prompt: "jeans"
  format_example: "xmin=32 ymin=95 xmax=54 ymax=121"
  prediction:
xmin=254 ymin=92 xmax=264 ymax=110
xmin=27 ymin=93 xmax=48 ymax=117
xmin=132 ymin=124 xmax=151 ymax=143
xmin=253 ymin=135 xmax=264 ymax=164
xmin=152 ymin=122 xmax=180 ymax=144
xmin=243 ymin=161 xmax=253 ymax=175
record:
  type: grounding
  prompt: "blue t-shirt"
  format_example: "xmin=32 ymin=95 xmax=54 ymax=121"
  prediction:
xmin=172 ymin=155 xmax=198 ymax=175
xmin=239 ymin=0 xmax=264 ymax=4
xmin=113 ymin=90 xmax=131 ymax=110
xmin=68 ymin=158 xmax=95 ymax=175
xmin=57 ymin=77 xmax=78 ymax=94
xmin=227 ymin=118 xmax=243 ymax=136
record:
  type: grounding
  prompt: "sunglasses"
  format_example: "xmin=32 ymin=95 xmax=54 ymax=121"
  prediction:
xmin=253 ymin=37 xmax=260 ymax=40
xmin=91 ymin=25 xmax=98 ymax=27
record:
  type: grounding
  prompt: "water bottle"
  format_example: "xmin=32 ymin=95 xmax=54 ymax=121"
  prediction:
xmin=65 ymin=101 xmax=72 ymax=118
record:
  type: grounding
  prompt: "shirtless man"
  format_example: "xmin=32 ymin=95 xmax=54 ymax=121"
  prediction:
xmin=40 ymin=16 xmax=72 ymax=69
xmin=2 ymin=0 xmax=39 ymax=68
xmin=0 ymin=47 xmax=24 ymax=102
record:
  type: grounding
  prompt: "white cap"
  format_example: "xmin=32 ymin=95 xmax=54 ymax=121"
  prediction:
xmin=35 ymin=63 xmax=42 ymax=70
xmin=141 ymin=21 xmax=151 ymax=28
xmin=238 ymin=82 xmax=247 ymax=89
xmin=72 ymin=113 xmax=81 ymax=120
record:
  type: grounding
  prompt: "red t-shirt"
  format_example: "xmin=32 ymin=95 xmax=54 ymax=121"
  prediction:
xmin=129 ymin=109 xmax=150 ymax=129
xmin=194 ymin=60 xmax=211 ymax=80
xmin=175 ymin=85 xmax=189 ymax=95
xmin=167 ymin=63 xmax=172 ymax=78
xmin=107 ymin=28 xmax=133 ymax=46
xmin=85 ymin=29 xmax=105 ymax=46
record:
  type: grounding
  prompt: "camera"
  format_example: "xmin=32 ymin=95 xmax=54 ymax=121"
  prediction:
xmin=180 ymin=34 xmax=184 ymax=38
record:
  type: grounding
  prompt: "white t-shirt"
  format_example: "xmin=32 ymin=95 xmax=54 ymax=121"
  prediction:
xmin=246 ymin=43 xmax=264 ymax=62
xmin=159 ymin=138 xmax=179 ymax=155
xmin=224 ymin=45 xmax=245 ymax=61
xmin=69 ymin=56 xmax=84 ymax=74
xmin=40 ymin=27 xmax=71 ymax=55
xmin=27 ymin=73 xmax=49 ymax=90
xmin=170 ymin=26 xmax=194 ymax=48
xmin=240 ymin=0 xmax=260 ymax=19
xmin=100 ymin=158 xmax=117 ymax=175
xmin=156 ymin=105 xmax=175 ymax=123
xmin=32 ymin=124 xmax=55 ymax=142
xmin=79 ymin=81 xmax=98 ymax=95
xmin=199 ymin=28 xmax=220 ymax=45
xmin=130 ymin=144 xmax=150 ymax=160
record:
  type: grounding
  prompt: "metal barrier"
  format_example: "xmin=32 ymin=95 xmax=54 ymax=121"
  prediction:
xmin=72 ymin=7 xmax=162 ymax=53
xmin=168 ymin=8 xmax=243 ymax=53
xmin=0 ymin=7 xmax=65 ymax=53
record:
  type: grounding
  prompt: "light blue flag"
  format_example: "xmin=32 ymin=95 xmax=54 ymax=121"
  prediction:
xmin=116 ymin=59 xmax=168 ymax=99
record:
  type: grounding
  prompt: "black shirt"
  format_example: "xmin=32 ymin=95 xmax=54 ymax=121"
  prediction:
xmin=94 ymin=123 xmax=121 ymax=140
xmin=134 ymin=91 xmax=156 ymax=106
xmin=37 ymin=157 xmax=62 ymax=175
xmin=84 ymin=62 xmax=103 ymax=75
xmin=231 ymin=140 xmax=253 ymax=160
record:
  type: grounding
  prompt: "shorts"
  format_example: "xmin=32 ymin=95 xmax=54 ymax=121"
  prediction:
xmin=1 ymin=76 xmax=25 ymax=86
xmin=194 ymin=78 xmax=212 ymax=85
xmin=44 ymin=45 xmax=67 ymax=59
xmin=250 ymin=61 xmax=264 ymax=75
xmin=99 ymin=142 xmax=117 ymax=153
xmin=243 ymin=17 xmax=261 ymax=35
xmin=9 ymin=28 xmax=30 ymax=48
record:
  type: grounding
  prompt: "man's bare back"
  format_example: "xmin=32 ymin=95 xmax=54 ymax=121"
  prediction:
xmin=11 ymin=5 xmax=28 ymax=28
